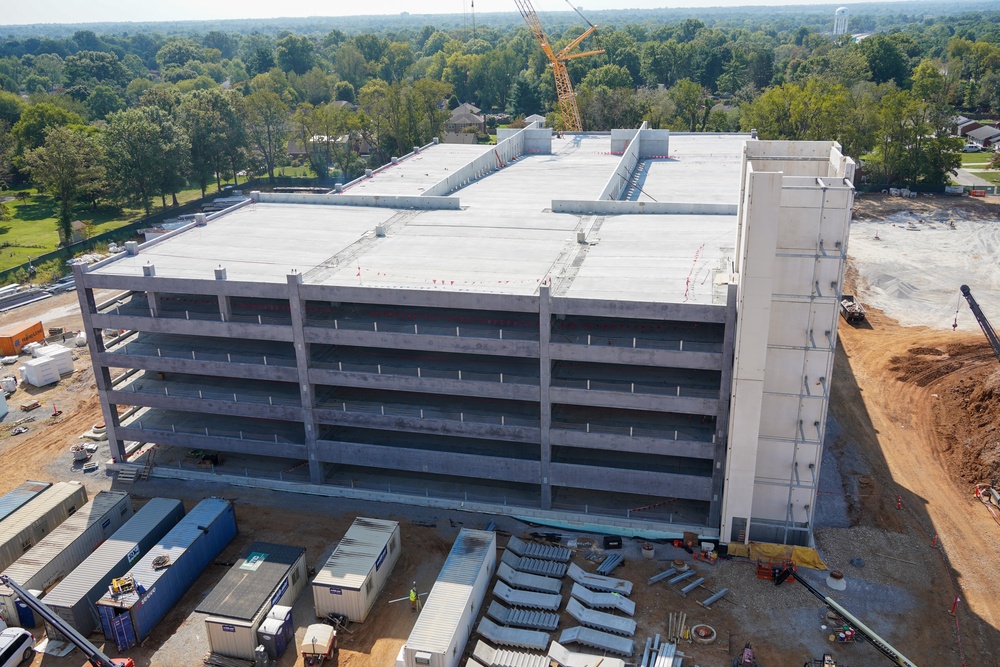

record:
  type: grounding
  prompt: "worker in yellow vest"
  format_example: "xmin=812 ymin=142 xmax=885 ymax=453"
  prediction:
xmin=410 ymin=583 xmax=418 ymax=611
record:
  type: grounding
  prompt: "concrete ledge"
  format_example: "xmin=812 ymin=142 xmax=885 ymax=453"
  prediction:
xmin=552 ymin=200 xmax=738 ymax=215
xmin=253 ymin=192 xmax=461 ymax=210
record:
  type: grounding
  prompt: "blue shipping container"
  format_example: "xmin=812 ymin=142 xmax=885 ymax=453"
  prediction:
xmin=0 ymin=481 xmax=51 ymax=524
xmin=96 ymin=498 xmax=237 ymax=651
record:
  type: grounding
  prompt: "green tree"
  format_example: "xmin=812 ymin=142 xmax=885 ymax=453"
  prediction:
xmin=156 ymin=40 xmax=205 ymax=70
xmin=146 ymin=107 xmax=191 ymax=208
xmin=102 ymin=108 xmax=161 ymax=214
xmin=334 ymin=81 xmax=356 ymax=104
xmin=246 ymin=89 xmax=290 ymax=184
xmin=23 ymin=126 xmax=105 ymax=243
xmin=11 ymin=103 xmax=84 ymax=152
xmin=858 ymin=35 xmax=909 ymax=85
xmin=581 ymin=64 xmax=634 ymax=90
xmin=0 ymin=121 xmax=14 ymax=188
xmin=0 ymin=91 xmax=26 ymax=128
xmin=179 ymin=89 xmax=232 ymax=196
xmin=669 ymin=78 xmax=711 ymax=131
xmin=85 ymin=85 xmax=125 ymax=120
xmin=242 ymin=35 xmax=276 ymax=77
xmin=276 ymin=35 xmax=315 ymax=76
xmin=63 ymin=51 xmax=129 ymax=88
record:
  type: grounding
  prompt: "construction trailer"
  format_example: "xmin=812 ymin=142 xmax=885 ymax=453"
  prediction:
xmin=0 ymin=481 xmax=51 ymax=525
xmin=0 ymin=491 xmax=133 ymax=627
xmin=312 ymin=517 xmax=400 ymax=622
xmin=43 ymin=498 xmax=184 ymax=640
xmin=398 ymin=529 xmax=497 ymax=667
xmin=197 ymin=542 xmax=308 ymax=660
xmin=0 ymin=481 xmax=88 ymax=573
xmin=96 ymin=498 xmax=237 ymax=651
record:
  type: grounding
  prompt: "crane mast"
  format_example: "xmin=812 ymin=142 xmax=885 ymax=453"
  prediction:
xmin=960 ymin=284 xmax=1000 ymax=365
xmin=514 ymin=0 xmax=603 ymax=132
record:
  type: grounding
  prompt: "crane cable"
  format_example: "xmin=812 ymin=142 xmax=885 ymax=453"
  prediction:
xmin=953 ymin=292 xmax=962 ymax=331
xmin=563 ymin=0 xmax=595 ymax=28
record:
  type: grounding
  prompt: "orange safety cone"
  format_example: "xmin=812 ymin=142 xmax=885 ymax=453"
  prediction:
xmin=896 ymin=494 xmax=902 ymax=510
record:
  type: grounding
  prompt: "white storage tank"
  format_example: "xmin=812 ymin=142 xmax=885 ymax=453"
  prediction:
xmin=400 ymin=529 xmax=496 ymax=667
xmin=0 ymin=481 xmax=88 ymax=573
xmin=0 ymin=491 xmax=133 ymax=626
xmin=312 ymin=517 xmax=400 ymax=622
xmin=197 ymin=542 xmax=308 ymax=660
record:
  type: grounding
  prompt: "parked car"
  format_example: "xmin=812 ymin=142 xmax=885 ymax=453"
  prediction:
xmin=0 ymin=628 xmax=34 ymax=667
xmin=963 ymin=143 xmax=981 ymax=152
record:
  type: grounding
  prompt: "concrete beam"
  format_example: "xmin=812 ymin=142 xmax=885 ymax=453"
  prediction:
xmin=97 ymin=353 xmax=299 ymax=383
xmin=312 ymin=409 xmax=541 ymax=444
xmin=288 ymin=271 xmax=323 ymax=485
xmin=116 ymin=427 xmax=307 ymax=459
xmin=548 ymin=429 xmax=715 ymax=459
xmin=304 ymin=328 xmax=540 ymax=359
xmin=106 ymin=390 xmax=304 ymax=422
xmin=298 ymin=284 xmax=540 ymax=312
xmin=314 ymin=440 xmax=542 ymax=483
xmin=549 ymin=298 xmax=727 ymax=323
xmin=548 ymin=344 xmax=722 ymax=371
xmin=548 ymin=463 xmax=712 ymax=501
xmin=539 ymin=283 xmax=553 ymax=510
xmin=548 ymin=387 xmax=718 ymax=416
xmin=308 ymin=368 xmax=541 ymax=402
xmin=91 ymin=314 xmax=295 ymax=343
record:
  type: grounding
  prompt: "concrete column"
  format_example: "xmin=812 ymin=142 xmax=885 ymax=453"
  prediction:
xmin=287 ymin=272 xmax=323 ymax=484
xmin=73 ymin=265 xmax=127 ymax=463
xmin=218 ymin=295 xmax=232 ymax=322
xmin=720 ymin=169 xmax=782 ymax=545
xmin=146 ymin=291 xmax=159 ymax=317
xmin=538 ymin=283 xmax=552 ymax=510
xmin=708 ymin=283 xmax=738 ymax=529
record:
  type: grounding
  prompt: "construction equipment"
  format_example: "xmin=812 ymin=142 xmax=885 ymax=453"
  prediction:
xmin=514 ymin=0 xmax=604 ymax=131
xmin=775 ymin=568 xmax=917 ymax=667
xmin=839 ymin=294 xmax=866 ymax=323
xmin=732 ymin=642 xmax=759 ymax=667
xmin=960 ymin=284 xmax=1000 ymax=365
xmin=805 ymin=656 xmax=845 ymax=667
xmin=109 ymin=574 xmax=135 ymax=596
xmin=974 ymin=483 xmax=1000 ymax=526
xmin=0 ymin=575 xmax=135 ymax=667
xmin=300 ymin=623 xmax=337 ymax=666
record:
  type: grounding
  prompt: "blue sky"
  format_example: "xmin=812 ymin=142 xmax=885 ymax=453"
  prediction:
xmin=4 ymin=0 xmax=900 ymax=27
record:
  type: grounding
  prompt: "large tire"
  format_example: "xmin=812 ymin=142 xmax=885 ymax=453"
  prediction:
xmin=22 ymin=647 xmax=32 ymax=663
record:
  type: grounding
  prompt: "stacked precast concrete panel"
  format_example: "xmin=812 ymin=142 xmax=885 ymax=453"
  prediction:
xmin=312 ymin=517 xmax=400 ymax=622
xmin=197 ymin=542 xmax=308 ymax=660
xmin=43 ymin=498 xmax=184 ymax=640
xmin=96 ymin=498 xmax=237 ymax=650
xmin=0 ymin=491 xmax=133 ymax=626
xmin=0 ymin=481 xmax=87 ymax=573
xmin=399 ymin=529 xmax=497 ymax=667
xmin=0 ymin=482 xmax=51 ymax=525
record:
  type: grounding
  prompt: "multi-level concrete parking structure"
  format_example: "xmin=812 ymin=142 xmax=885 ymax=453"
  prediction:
xmin=75 ymin=125 xmax=854 ymax=546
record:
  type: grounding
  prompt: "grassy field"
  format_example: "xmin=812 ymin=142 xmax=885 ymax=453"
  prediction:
xmin=961 ymin=151 xmax=997 ymax=165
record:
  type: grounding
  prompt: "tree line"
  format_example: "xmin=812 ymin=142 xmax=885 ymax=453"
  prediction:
xmin=2 ymin=7 xmax=1000 ymax=239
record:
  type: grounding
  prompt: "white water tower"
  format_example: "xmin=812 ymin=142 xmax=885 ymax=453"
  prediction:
xmin=834 ymin=6 xmax=850 ymax=35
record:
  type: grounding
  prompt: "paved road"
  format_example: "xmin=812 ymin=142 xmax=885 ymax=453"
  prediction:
xmin=952 ymin=166 xmax=993 ymax=187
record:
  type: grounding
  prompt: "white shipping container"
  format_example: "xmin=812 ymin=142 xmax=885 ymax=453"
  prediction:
xmin=199 ymin=542 xmax=308 ymax=660
xmin=0 ymin=482 xmax=88 ymax=574
xmin=312 ymin=517 xmax=400 ymax=622
xmin=401 ymin=529 xmax=496 ymax=667
xmin=32 ymin=346 xmax=73 ymax=374
xmin=0 ymin=491 xmax=132 ymax=626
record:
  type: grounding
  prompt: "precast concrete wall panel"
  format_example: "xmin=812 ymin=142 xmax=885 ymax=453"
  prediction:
xmin=758 ymin=394 xmax=825 ymax=440
xmin=766 ymin=302 xmax=817 ymax=347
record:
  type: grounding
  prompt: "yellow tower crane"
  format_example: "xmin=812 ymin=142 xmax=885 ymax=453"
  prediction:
xmin=514 ymin=0 xmax=604 ymax=132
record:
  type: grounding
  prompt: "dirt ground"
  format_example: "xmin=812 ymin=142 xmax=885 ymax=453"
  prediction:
xmin=2 ymin=197 xmax=1000 ymax=666
xmin=852 ymin=190 xmax=1000 ymax=221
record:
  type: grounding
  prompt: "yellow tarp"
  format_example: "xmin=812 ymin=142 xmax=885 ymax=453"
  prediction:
xmin=747 ymin=542 xmax=828 ymax=570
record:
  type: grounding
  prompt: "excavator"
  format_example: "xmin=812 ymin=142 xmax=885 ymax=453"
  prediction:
xmin=960 ymin=284 xmax=1000 ymax=365
xmin=959 ymin=285 xmax=1000 ymax=523
xmin=0 ymin=575 xmax=134 ymax=667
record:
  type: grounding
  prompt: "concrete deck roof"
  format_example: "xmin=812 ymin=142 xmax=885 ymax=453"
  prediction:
xmin=93 ymin=133 xmax=747 ymax=306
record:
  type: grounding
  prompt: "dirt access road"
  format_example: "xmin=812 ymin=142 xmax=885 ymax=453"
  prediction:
xmin=834 ymin=292 xmax=1000 ymax=658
